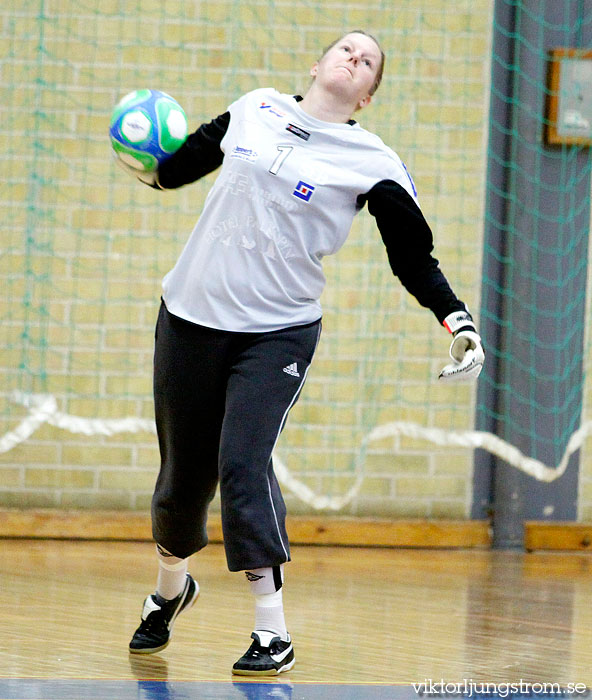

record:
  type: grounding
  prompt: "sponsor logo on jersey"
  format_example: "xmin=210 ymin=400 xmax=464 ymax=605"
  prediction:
xmin=286 ymin=123 xmax=310 ymax=141
xmin=230 ymin=145 xmax=259 ymax=163
xmin=259 ymin=102 xmax=286 ymax=118
xmin=292 ymin=180 xmax=315 ymax=202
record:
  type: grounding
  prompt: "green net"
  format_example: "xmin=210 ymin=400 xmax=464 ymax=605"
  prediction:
xmin=3 ymin=1 xmax=493 ymax=515
xmin=478 ymin=1 xmax=592 ymax=483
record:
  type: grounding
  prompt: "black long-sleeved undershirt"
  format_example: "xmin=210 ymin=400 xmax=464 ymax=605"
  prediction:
xmin=158 ymin=112 xmax=230 ymax=190
xmin=156 ymin=109 xmax=467 ymax=325
xmin=359 ymin=181 xmax=466 ymax=323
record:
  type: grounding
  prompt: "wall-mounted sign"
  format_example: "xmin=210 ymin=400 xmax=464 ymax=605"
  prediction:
xmin=546 ymin=48 xmax=592 ymax=146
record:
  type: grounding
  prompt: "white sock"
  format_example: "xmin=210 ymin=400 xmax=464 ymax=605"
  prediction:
xmin=155 ymin=544 xmax=189 ymax=600
xmin=255 ymin=589 xmax=288 ymax=640
xmin=244 ymin=566 xmax=288 ymax=640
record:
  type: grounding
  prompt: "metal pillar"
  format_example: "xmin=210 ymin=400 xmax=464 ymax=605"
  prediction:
xmin=474 ymin=0 xmax=592 ymax=547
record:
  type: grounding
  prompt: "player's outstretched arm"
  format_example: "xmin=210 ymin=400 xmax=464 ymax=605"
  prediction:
xmin=113 ymin=112 xmax=230 ymax=190
xmin=363 ymin=178 xmax=484 ymax=382
xmin=157 ymin=112 xmax=230 ymax=189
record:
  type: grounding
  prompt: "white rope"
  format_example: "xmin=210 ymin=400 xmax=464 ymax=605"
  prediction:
xmin=5 ymin=392 xmax=156 ymax=441
xmin=273 ymin=420 xmax=591 ymax=510
xmin=2 ymin=391 xmax=590 ymax=511
xmin=0 ymin=394 xmax=58 ymax=454
xmin=272 ymin=454 xmax=366 ymax=512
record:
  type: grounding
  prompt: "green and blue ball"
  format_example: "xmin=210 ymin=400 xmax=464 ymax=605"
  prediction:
xmin=109 ymin=89 xmax=188 ymax=172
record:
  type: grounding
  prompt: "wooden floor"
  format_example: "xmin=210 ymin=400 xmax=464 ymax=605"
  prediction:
xmin=1 ymin=539 xmax=592 ymax=688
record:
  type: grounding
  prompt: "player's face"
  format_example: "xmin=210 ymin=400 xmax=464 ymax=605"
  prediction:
xmin=311 ymin=33 xmax=382 ymax=110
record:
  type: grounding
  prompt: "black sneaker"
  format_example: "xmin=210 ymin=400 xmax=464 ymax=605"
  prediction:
xmin=232 ymin=630 xmax=295 ymax=676
xmin=129 ymin=573 xmax=198 ymax=654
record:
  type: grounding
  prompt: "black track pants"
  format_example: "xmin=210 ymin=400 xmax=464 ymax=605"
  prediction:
xmin=151 ymin=301 xmax=321 ymax=571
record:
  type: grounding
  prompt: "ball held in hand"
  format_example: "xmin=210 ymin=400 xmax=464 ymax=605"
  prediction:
xmin=109 ymin=89 xmax=188 ymax=172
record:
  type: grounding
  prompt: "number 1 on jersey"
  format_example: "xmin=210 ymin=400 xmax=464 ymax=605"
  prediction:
xmin=269 ymin=145 xmax=293 ymax=175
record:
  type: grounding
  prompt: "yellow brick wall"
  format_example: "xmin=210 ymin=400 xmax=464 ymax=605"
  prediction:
xmin=0 ymin=1 xmax=494 ymax=517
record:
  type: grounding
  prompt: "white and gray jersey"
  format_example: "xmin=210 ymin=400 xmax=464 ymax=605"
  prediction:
xmin=157 ymin=88 xmax=467 ymax=331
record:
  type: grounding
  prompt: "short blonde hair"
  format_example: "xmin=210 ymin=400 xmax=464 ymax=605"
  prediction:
xmin=319 ymin=30 xmax=385 ymax=96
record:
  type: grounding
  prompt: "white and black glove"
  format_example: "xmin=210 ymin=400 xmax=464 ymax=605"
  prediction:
xmin=438 ymin=310 xmax=484 ymax=382
xmin=113 ymin=153 xmax=161 ymax=188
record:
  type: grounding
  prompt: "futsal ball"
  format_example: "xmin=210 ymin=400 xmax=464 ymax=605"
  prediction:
xmin=109 ymin=89 xmax=188 ymax=172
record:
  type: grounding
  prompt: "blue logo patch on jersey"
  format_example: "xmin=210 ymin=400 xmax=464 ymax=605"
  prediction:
xmin=292 ymin=181 xmax=315 ymax=202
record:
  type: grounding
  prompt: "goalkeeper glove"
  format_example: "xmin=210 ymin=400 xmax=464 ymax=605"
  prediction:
xmin=113 ymin=153 xmax=161 ymax=189
xmin=438 ymin=310 xmax=484 ymax=382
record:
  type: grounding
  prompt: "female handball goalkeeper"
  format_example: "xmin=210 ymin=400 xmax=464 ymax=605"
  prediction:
xmin=117 ymin=30 xmax=485 ymax=675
